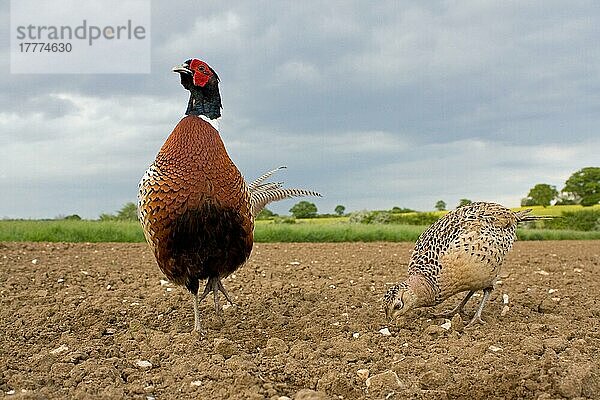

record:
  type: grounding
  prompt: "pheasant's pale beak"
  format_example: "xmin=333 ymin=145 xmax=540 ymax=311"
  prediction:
xmin=172 ymin=64 xmax=192 ymax=75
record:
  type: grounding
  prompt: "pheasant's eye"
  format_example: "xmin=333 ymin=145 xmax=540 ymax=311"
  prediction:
xmin=395 ymin=293 xmax=405 ymax=310
xmin=198 ymin=65 xmax=205 ymax=71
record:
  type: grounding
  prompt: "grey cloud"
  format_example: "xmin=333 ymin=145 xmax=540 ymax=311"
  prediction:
xmin=1 ymin=1 xmax=599 ymax=218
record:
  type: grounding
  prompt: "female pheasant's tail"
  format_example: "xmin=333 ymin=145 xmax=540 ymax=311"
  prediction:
xmin=248 ymin=166 xmax=322 ymax=217
xmin=514 ymin=209 xmax=558 ymax=222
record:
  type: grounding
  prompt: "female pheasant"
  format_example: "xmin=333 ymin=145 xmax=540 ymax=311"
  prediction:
xmin=383 ymin=202 xmax=549 ymax=328
xmin=138 ymin=58 xmax=320 ymax=332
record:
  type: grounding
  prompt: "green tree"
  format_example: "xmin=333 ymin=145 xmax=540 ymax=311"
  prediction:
xmin=99 ymin=213 xmax=116 ymax=221
xmin=520 ymin=197 xmax=536 ymax=207
xmin=391 ymin=206 xmax=415 ymax=213
xmin=457 ymin=199 xmax=472 ymax=208
xmin=334 ymin=205 xmax=346 ymax=216
xmin=289 ymin=201 xmax=318 ymax=218
xmin=256 ymin=208 xmax=276 ymax=220
xmin=435 ymin=200 xmax=446 ymax=211
xmin=117 ymin=202 xmax=139 ymax=220
xmin=563 ymin=167 xmax=600 ymax=207
xmin=527 ymin=184 xmax=558 ymax=207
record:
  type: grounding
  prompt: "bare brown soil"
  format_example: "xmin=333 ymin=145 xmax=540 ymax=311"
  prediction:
xmin=1 ymin=241 xmax=600 ymax=399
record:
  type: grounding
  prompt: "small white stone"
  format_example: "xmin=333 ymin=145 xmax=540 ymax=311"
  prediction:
xmin=332 ymin=322 xmax=340 ymax=326
xmin=574 ymin=268 xmax=583 ymax=273
xmin=31 ymin=259 xmax=38 ymax=264
xmin=80 ymin=270 xmax=89 ymax=275
xmin=379 ymin=327 xmax=392 ymax=336
xmin=289 ymin=261 xmax=300 ymax=265
xmin=50 ymin=344 xmax=69 ymax=355
xmin=503 ymin=293 xmax=509 ymax=304
xmin=352 ymin=332 xmax=360 ymax=339
xmin=501 ymin=305 xmax=510 ymax=316
xmin=341 ymin=312 xmax=349 ymax=318
xmin=222 ymin=303 xmax=231 ymax=310
xmin=329 ymin=284 xmax=336 ymax=289
xmin=440 ymin=320 xmax=452 ymax=330
xmin=136 ymin=360 xmax=153 ymax=370
xmin=551 ymin=297 xmax=561 ymax=302
xmin=159 ymin=279 xmax=169 ymax=286
xmin=548 ymin=289 xmax=557 ymax=294
xmin=57 ymin=278 xmax=65 ymax=283
xmin=357 ymin=369 xmax=370 ymax=380
xmin=534 ymin=270 xmax=550 ymax=276
xmin=6 ymin=390 xmax=15 ymax=395
xmin=190 ymin=380 xmax=202 ymax=387
xmin=166 ymin=287 xmax=173 ymax=292
xmin=488 ymin=345 xmax=502 ymax=352
xmin=106 ymin=285 xmax=112 ymax=290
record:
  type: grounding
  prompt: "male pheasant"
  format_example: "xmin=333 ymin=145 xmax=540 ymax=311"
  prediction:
xmin=383 ymin=202 xmax=550 ymax=328
xmin=138 ymin=58 xmax=320 ymax=332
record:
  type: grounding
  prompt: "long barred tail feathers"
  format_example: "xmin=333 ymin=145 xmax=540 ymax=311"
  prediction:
xmin=247 ymin=166 xmax=321 ymax=217
xmin=250 ymin=187 xmax=322 ymax=217
xmin=252 ymin=182 xmax=285 ymax=192
xmin=247 ymin=166 xmax=286 ymax=191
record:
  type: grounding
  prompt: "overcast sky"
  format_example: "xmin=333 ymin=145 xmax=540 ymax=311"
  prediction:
xmin=2 ymin=1 xmax=599 ymax=218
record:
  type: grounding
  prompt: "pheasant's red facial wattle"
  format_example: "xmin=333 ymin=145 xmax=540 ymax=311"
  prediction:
xmin=189 ymin=58 xmax=213 ymax=87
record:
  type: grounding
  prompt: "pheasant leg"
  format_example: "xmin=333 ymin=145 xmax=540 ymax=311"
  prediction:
xmin=198 ymin=276 xmax=236 ymax=315
xmin=434 ymin=290 xmax=475 ymax=318
xmin=465 ymin=287 xmax=492 ymax=328
xmin=216 ymin=279 xmax=235 ymax=306
xmin=192 ymin=292 xmax=203 ymax=332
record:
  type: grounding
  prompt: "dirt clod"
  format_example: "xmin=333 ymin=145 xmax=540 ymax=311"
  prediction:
xmin=213 ymin=337 xmax=237 ymax=358
xmin=450 ymin=313 xmax=464 ymax=332
xmin=423 ymin=324 xmax=447 ymax=336
xmin=357 ymin=369 xmax=370 ymax=380
xmin=295 ymin=388 xmax=329 ymax=400
xmin=264 ymin=337 xmax=289 ymax=356
xmin=557 ymin=362 xmax=600 ymax=398
xmin=366 ymin=370 xmax=406 ymax=391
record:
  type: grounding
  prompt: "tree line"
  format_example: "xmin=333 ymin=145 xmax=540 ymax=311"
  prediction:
xmin=61 ymin=167 xmax=598 ymax=221
xmin=432 ymin=167 xmax=599 ymax=211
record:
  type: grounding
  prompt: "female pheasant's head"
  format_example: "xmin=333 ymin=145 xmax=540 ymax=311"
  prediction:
xmin=172 ymin=58 xmax=222 ymax=119
xmin=383 ymin=282 xmax=416 ymax=322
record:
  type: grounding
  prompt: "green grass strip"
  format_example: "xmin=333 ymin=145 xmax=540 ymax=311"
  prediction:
xmin=1 ymin=220 xmax=599 ymax=242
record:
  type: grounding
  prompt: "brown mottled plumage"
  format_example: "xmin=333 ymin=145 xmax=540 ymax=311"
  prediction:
xmin=138 ymin=59 xmax=320 ymax=332
xmin=383 ymin=202 xmax=551 ymax=328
